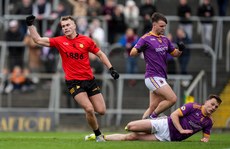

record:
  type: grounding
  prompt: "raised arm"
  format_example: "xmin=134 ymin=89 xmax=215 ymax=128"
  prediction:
xmin=26 ymin=15 xmax=50 ymax=47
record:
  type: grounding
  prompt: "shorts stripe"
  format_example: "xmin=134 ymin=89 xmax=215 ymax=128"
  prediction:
xmin=150 ymin=77 xmax=160 ymax=88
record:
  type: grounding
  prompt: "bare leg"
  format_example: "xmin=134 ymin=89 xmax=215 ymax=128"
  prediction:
xmin=105 ymin=134 xmax=130 ymax=141
xmin=126 ymin=119 xmax=152 ymax=133
xmin=142 ymin=91 xmax=162 ymax=119
xmin=143 ymin=84 xmax=177 ymax=118
xmin=104 ymin=119 xmax=159 ymax=141
xmin=74 ymin=92 xmax=99 ymax=130
xmin=105 ymin=133 xmax=158 ymax=141
xmin=153 ymin=85 xmax=177 ymax=115
xmin=89 ymin=93 xmax=106 ymax=115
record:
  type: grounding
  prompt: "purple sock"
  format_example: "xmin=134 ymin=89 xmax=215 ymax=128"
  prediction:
xmin=149 ymin=112 xmax=158 ymax=119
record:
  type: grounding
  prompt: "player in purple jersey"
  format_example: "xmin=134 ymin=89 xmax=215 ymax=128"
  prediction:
xmin=130 ymin=12 xmax=185 ymax=119
xmin=85 ymin=94 xmax=222 ymax=142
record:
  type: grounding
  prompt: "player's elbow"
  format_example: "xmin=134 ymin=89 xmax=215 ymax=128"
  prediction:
xmin=31 ymin=37 xmax=40 ymax=44
xmin=130 ymin=52 xmax=135 ymax=57
xmin=130 ymin=49 xmax=138 ymax=57
xmin=33 ymin=37 xmax=50 ymax=47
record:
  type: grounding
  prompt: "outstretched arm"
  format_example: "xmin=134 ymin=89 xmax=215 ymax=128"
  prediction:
xmin=170 ymin=109 xmax=193 ymax=134
xmin=26 ymin=15 xmax=50 ymax=47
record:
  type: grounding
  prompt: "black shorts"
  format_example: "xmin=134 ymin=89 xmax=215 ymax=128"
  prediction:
xmin=65 ymin=78 xmax=101 ymax=98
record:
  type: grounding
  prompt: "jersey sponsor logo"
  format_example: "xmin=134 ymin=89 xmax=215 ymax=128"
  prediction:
xmin=155 ymin=46 xmax=168 ymax=52
xmin=150 ymin=38 xmax=155 ymax=41
xmin=188 ymin=120 xmax=202 ymax=129
xmin=63 ymin=42 xmax=69 ymax=45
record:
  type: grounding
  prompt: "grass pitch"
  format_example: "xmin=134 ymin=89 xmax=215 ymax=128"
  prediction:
xmin=0 ymin=131 xmax=230 ymax=149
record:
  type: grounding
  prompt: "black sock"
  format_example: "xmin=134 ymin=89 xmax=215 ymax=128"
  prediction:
xmin=93 ymin=128 xmax=101 ymax=136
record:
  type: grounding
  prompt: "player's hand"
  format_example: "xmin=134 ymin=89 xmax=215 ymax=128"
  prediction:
xmin=26 ymin=15 xmax=36 ymax=26
xmin=177 ymin=41 xmax=186 ymax=51
xmin=137 ymin=44 xmax=148 ymax=53
xmin=109 ymin=67 xmax=119 ymax=80
xmin=200 ymin=137 xmax=209 ymax=142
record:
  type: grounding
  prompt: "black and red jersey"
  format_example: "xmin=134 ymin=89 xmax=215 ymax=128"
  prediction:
xmin=49 ymin=34 xmax=100 ymax=80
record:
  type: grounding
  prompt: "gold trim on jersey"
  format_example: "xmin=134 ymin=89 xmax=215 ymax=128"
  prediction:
xmin=170 ymin=49 xmax=177 ymax=55
xmin=178 ymin=108 xmax=184 ymax=116
xmin=203 ymin=133 xmax=210 ymax=138
xmin=149 ymin=31 xmax=160 ymax=37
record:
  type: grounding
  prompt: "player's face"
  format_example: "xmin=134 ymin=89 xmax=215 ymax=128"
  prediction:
xmin=204 ymin=98 xmax=220 ymax=115
xmin=60 ymin=19 xmax=76 ymax=36
xmin=153 ymin=20 xmax=166 ymax=35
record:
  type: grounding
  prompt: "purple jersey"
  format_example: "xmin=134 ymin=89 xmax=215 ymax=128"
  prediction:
xmin=134 ymin=32 xmax=175 ymax=78
xmin=168 ymin=103 xmax=213 ymax=141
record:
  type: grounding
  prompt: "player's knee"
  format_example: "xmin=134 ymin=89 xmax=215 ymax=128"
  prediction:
xmin=167 ymin=95 xmax=177 ymax=105
xmin=126 ymin=122 xmax=135 ymax=131
xmin=97 ymin=109 xmax=106 ymax=115
xmin=171 ymin=95 xmax=177 ymax=104
xmin=84 ymin=106 xmax=95 ymax=115
xmin=125 ymin=133 xmax=138 ymax=140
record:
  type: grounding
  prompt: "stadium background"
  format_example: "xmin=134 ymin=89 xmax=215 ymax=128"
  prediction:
xmin=0 ymin=0 xmax=229 ymax=132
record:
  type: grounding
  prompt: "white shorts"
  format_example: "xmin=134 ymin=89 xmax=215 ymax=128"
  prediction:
xmin=145 ymin=77 xmax=168 ymax=91
xmin=150 ymin=116 xmax=171 ymax=141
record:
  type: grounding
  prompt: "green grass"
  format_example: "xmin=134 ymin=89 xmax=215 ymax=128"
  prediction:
xmin=0 ymin=131 xmax=230 ymax=149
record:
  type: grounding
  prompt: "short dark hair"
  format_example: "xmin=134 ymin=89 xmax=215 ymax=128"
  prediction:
xmin=60 ymin=16 xmax=76 ymax=25
xmin=207 ymin=94 xmax=222 ymax=104
xmin=151 ymin=12 xmax=167 ymax=24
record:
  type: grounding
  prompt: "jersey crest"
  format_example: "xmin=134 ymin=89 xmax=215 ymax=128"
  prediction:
xmin=181 ymin=106 xmax=186 ymax=111
xmin=80 ymin=43 xmax=84 ymax=48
